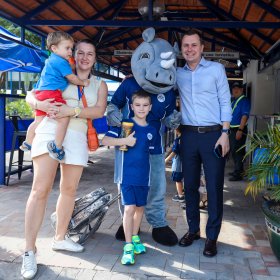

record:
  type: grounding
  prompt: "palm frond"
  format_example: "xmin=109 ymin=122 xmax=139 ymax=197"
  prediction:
xmin=244 ymin=125 xmax=280 ymax=201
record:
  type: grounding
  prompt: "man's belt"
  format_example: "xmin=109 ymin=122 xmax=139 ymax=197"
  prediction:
xmin=182 ymin=124 xmax=222 ymax=133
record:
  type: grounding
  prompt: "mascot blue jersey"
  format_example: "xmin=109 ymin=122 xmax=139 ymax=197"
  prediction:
xmin=111 ymin=77 xmax=176 ymax=154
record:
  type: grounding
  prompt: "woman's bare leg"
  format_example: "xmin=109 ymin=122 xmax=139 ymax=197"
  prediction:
xmin=55 ymin=164 xmax=83 ymax=240
xmin=24 ymin=154 xmax=58 ymax=252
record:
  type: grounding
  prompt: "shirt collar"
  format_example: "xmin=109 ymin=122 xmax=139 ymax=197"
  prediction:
xmin=183 ymin=56 xmax=207 ymax=71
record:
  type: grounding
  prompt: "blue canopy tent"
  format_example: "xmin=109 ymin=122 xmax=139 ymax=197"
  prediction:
xmin=0 ymin=26 xmax=43 ymax=73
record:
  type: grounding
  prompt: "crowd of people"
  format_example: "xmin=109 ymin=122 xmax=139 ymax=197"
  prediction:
xmin=20 ymin=29 xmax=250 ymax=279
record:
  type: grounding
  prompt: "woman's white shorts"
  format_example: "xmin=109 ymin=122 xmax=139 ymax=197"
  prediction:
xmin=31 ymin=117 xmax=88 ymax=167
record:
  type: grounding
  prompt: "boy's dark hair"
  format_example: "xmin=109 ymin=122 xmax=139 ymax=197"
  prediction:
xmin=183 ymin=29 xmax=203 ymax=45
xmin=132 ymin=89 xmax=151 ymax=104
xmin=47 ymin=31 xmax=74 ymax=50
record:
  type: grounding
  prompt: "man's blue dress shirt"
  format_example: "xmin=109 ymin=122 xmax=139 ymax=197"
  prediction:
xmin=176 ymin=57 xmax=232 ymax=126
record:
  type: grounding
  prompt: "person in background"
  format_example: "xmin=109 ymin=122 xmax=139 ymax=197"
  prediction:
xmin=102 ymin=90 xmax=157 ymax=265
xmin=229 ymin=82 xmax=251 ymax=181
xmin=176 ymin=29 xmax=232 ymax=257
xmin=165 ymin=125 xmax=184 ymax=203
xmin=21 ymin=39 xmax=108 ymax=280
xmin=20 ymin=31 xmax=90 ymax=162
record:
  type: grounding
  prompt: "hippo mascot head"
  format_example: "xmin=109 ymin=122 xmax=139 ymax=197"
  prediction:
xmin=131 ymin=27 xmax=178 ymax=95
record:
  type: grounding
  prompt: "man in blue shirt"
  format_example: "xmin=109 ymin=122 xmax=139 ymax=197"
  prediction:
xmin=229 ymin=82 xmax=251 ymax=181
xmin=176 ymin=29 xmax=232 ymax=257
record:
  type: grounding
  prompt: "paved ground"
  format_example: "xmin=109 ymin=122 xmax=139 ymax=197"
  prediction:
xmin=0 ymin=147 xmax=279 ymax=280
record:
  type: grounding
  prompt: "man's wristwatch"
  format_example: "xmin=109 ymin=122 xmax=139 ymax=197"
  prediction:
xmin=238 ymin=128 xmax=244 ymax=132
xmin=73 ymin=107 xmax=81 ymax=118
xmin=221 ymin=128 xmax=231 ymax=135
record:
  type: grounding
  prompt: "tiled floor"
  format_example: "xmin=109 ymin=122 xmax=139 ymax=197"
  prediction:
xmin=0 ymin=147 xmax=279 ymax=280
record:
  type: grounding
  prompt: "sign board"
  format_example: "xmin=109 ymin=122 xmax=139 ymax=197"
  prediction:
xmin=114 ymin=50 xmax=134 ymax=56
xmin=114 ymin=50 xmax=239 ymax=59
xmin=203 ymin=52 xmax=239 ymax=59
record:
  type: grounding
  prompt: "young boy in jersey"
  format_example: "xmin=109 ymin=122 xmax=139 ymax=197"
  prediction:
xmin=165 ymin=125 xmax=184 ymax=203
xmin=20 ymin=31 xmax=89 ymax=162
xmin=102 ymin=90 xmax=157 ymax=265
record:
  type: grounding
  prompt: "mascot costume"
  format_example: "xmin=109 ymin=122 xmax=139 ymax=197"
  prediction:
xmin=107 ymin=28 xmax=181 ymax=246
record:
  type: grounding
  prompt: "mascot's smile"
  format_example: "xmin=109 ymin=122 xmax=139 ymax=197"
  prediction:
xmin=146 ymin=79 xmax=170 ymax=88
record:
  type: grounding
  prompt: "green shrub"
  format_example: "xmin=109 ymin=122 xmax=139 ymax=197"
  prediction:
xmin=6 ymin=99 xmax=33 ymax=118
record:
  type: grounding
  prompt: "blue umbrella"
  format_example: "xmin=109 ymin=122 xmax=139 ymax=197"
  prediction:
xmin=0 ymin=26 xmax=42 ymax=73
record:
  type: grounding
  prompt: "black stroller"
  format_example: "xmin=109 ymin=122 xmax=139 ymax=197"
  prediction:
xmin=51 ymin=187 xmax=120 ymax=244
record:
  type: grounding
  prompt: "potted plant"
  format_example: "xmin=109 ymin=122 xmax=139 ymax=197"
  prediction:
xmin=244 ymin=125 xmax=280 ymax=259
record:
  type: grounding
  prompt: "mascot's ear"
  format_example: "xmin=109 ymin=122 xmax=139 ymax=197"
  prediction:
xmin=142 ymin=28 xmax=155 ymax=43
xmin=173 ymin=42 xmax=180 ymax=55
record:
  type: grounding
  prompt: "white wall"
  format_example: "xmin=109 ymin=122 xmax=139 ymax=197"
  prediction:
xmin=243 ymin=60 xmax=280 ymax=132
xmin=243 ymin=60 xmax=276 ymax=115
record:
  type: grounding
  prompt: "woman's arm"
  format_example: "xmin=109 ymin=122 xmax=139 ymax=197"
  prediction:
xmin=79 ymin=80 xmax=108 ymax=119
xmin=26 ymin=90 xmax=57 ymax=113
xmin=53 ymin=80 xmax=108 ymax=120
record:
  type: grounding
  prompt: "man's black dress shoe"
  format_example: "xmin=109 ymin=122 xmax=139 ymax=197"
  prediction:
xmin=203 ymin=238 xmax=217 ymax=257
xmin=178 ymin=231 xmax=200 ymax=247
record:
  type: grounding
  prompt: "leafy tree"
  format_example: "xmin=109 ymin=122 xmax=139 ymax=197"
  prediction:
xmin=0 ymin=17 xmax=43 ymax=47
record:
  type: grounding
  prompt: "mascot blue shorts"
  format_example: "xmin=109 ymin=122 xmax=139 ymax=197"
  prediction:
xmin=107 ymin=28 xmax=181 ymax=246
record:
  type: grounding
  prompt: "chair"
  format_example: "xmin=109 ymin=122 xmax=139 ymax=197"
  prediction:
xmin=6 ymin=115 xmax=32 ymax=186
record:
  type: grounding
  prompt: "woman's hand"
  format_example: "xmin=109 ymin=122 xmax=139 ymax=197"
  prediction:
xmin=48 ymin=103 xmax=73 ymax=119
xmin=38 ymin=98 xmax=57 ymax=112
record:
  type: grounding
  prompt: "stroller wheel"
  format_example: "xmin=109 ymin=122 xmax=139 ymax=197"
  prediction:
xmin=77 ymin=211 xmax=107 ymax=245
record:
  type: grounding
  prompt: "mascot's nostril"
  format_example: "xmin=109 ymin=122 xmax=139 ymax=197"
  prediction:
xmin=169 ymin=76 xmax=172 ymax=81
xmin=156 ymin=73 xmax=158 ymax=78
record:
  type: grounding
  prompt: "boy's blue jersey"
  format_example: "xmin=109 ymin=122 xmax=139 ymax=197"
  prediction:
xmin=106 ymin=119 xmax=157 ymax=186
xmin=110 ymin=77 xmax=176 ymax=154
xmin=35 ymin=53 xmax=72 ymax=91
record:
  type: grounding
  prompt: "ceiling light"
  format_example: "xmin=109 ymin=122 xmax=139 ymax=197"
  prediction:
xmin=138 ymin=0 xmax=165 ymax=18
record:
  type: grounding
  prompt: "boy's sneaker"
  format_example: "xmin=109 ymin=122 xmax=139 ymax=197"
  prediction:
xmin=52 ymin=237 xmax=84 ymax=252
xmin=172 ymin=194 xmax=185 ymax=202
xmin=132 ymin=235 xmax=146 ymax=254
xmin=121 ymin=243 xmax=135 ymax=265
xmin=47 ymin=141 xmax=65 ymax=163
xmin=20 ymin=141 xmax=32 ymax=152
xmin=21 ymin=251 xmax=37 ymax=279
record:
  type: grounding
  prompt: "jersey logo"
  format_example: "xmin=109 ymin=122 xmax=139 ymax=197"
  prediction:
xmin=147 ymin=133 xmax=153 ymax=140
xmin=157 ymin=93 xmax=165 ymax=103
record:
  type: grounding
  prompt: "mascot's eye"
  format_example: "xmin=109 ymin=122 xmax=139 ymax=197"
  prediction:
xmin=139 ymin=53 xmax=150 ymax=60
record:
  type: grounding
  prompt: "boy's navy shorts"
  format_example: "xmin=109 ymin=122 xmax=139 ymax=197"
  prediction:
xmin=171 ymin=171 xmax=183 ymax=182
xmin=121 ymin=184 xmax=149 ymax=207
